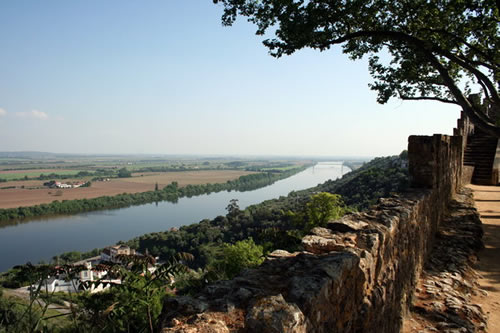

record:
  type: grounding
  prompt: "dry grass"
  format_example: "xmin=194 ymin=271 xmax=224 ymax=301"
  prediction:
xmin=0 ymin=180 xmax=44 ymax=187
xmin=0 ymin=170 xmax=254 ymax=209
xmin=128 ymin=170 xmax=254 ymax=187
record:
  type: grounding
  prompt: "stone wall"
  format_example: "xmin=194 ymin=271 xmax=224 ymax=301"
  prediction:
xmin=454 ymin=112 xmax=475 ymax=184
xmin=453 ymin=111 xmax=475 ymax=147
xmin=160 ymin=134 xmax=464 ymax=333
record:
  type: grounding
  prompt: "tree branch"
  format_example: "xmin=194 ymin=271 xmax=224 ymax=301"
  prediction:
xmin=477 ymin=79 xmax=492 ymax=102
xmin=418 ymin=28 xmax=498 ymax=68
xmin=421 ymin=49 xmax=500 ymax=137
xmin=320 ymin=30 xmax=499 ymax=105
xmin=399 ymin=95 xmax=458 ymax=105
xmin=469 ymin=59 xmax=500 ymax=73
xmin=318 ymin=29 xmax=500 ymax=136
xmin=431 ymin=47 xmax=500 ymax=104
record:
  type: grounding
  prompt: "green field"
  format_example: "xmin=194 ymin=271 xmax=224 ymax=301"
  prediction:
xmin=0 ymin=170 xmax=86 ymax=181
xmin=261 ymin=165 xmax=301 ymax=171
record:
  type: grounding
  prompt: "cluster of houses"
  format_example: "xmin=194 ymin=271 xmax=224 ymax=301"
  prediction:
xmin=38 ymin=245 xmax=157 ymax=294
xmin=43 ymin=180 xmax=88 ymax=188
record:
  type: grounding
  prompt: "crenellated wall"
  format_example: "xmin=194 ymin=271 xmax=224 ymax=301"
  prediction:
xmin=454 ymin=112 xmax=476 ymax=184
xmin=160 ymin=134 xmax=465 ymax=333
xmin=453 ymin=111 xmax=475 ymax=147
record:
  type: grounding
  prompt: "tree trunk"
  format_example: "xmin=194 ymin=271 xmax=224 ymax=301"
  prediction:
xmin=464 ymin=103 xmax=500 ymax=138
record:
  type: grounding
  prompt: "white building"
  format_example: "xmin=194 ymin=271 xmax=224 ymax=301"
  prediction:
xmin=38 ymin=261 xmax=119 ymax=294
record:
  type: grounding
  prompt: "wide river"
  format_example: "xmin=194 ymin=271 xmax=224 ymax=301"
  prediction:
xmin=0 ymin=162 xmax=348 ymax=272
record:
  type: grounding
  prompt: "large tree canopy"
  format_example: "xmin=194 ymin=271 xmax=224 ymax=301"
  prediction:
xmin=213 ymin=0 xmax=500 ymax=137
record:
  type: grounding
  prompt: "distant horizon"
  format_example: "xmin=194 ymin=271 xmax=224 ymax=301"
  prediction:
xmin=0 ymin=150 xmax=375 ymax=160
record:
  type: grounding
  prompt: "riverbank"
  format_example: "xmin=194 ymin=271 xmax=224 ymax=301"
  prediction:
xmin=0 ymin=167 xmax=308 ymax=222
xmin=0 ymin=170 xmax=256 ymax=209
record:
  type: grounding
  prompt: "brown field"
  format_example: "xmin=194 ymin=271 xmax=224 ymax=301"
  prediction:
xmin=0 ymin=180 xmax=44 ymax=188
xmin=128 ymin=171 xmax=255 ymax=187
xmin=0 ymin=170 xmax=254 ymax=209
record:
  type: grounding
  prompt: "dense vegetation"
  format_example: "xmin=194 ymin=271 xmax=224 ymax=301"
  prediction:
xmin=0 ymin=167 xmax=308 ymax=222
xmin=317 ymin=153 xmax=409 ymax=210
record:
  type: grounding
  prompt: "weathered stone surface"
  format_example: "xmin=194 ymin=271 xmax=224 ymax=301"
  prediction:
xmin=164 ymin=296 xmax=209 ymax=316
xmin=302 ymin=232 xmax=357 ymax=254
xmin=162 ymin=313 xmax=230 ymax=333
xmin=327 ymin=218 xmax=369 ymax=233
xmin=246 ymin=294 xmax=307 ymax=333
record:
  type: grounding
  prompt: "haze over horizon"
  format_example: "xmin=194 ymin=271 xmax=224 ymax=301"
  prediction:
xmin=0 ymin=1 xmax=460 ymax=157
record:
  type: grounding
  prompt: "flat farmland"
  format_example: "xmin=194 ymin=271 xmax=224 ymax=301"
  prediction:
xmin=0 ymin=170 xmax=255 ymax=209
xmin=0 ymin=169 xmax=84 ymax=180
xmin=128 ymin=170 xmax=255 ymax=187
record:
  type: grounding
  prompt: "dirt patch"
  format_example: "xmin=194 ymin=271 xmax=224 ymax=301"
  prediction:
xmin=0 ymin=170 xmax=254 ymax=209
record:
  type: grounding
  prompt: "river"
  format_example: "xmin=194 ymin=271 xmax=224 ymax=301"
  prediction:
xmin=0 ymin=162 xmax=348 ymax=271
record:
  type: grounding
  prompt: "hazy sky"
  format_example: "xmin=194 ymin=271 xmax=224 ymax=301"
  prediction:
xmin=0 ymin=1 xmax=461 ymax=157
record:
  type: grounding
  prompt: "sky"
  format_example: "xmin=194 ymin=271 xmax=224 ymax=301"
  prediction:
xmin=0 ymin=1 xmax=461 ymax=157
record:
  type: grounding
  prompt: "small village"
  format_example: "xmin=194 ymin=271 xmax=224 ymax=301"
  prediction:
xmin=43 ymin=180 xmax=90 ymax=189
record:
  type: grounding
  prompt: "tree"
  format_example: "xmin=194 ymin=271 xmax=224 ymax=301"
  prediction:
xmin=213 ymin=0 xmax=500 ymax=137
xmin=306 ymin=192 xmax=345 ymax=228
xmin=117 ymin=167 xmax=132 ymax=178
xmin=226 ymin=199 xmax=241 ymax=218
xmin=216 ymin=238 xmax=264 ymax=279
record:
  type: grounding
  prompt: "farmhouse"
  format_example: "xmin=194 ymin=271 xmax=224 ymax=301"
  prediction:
xmin=100 ymin=245 xmax=136 ymax=263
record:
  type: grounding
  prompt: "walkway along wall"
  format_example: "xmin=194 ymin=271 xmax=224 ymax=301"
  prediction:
xmin=160 ymin=135 xmax=464 ymax=333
